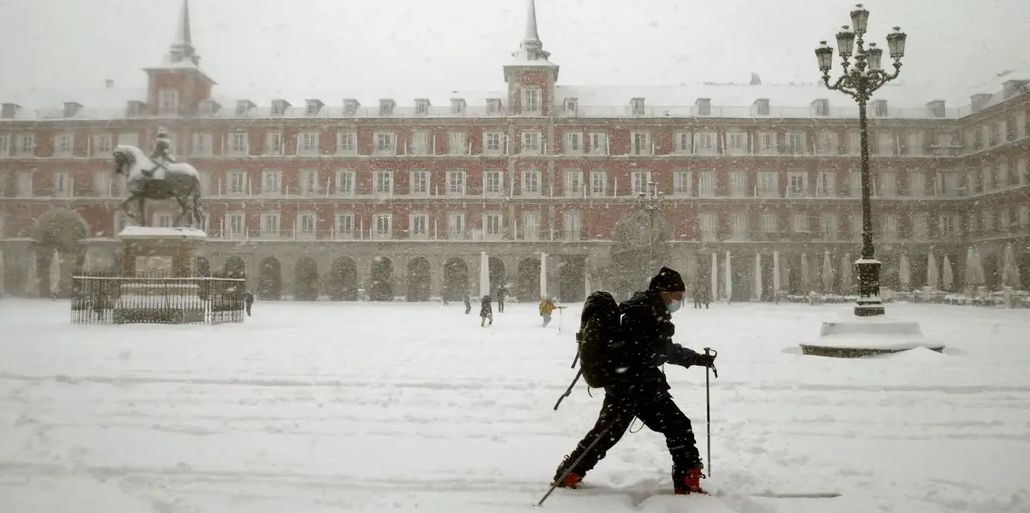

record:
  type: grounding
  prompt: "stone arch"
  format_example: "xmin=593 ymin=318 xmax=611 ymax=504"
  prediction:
xmin=1019 ymin=253 xmax=1030 ymax=291
xmin=908 ymin=253 xmax=928 ymax=290
xmin=516 ymin=257 xmax=541 ymax=301
xmin=488 ymin=256 xmax=506 ymax=296
xmin=195 ymin=256 xmax=211 ymax=276
xmin=443 ymin=257 xmax=468 ymax=301
xmin=294 ymin=256 xmax=319 ymax=300
xmin=982 ymin=252 xmax=1000 ymax=290
xmin=257 ymin=257 xmax=282 ymax=300
xmin=558 ymin=254 xmax=586 ymax=302
xmin=369 ymin=256 xmax=394 ymax=301
xmin=224 ymin=256 xmax=246 ymax=278
xmin=325 ymin=257 xmax=358 ymax=301
xmin=31 ymin=209 xmax=88 ymax=297
xmin=406 ymin=257 xmax=432 ymax=302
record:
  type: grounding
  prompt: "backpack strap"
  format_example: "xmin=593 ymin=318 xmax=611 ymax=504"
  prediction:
xmin=553 ymin=368 xmax=583 ymax=411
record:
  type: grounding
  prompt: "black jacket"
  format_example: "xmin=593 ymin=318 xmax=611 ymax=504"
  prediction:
xmin=611 ymin=289 xmax=703 ymax=392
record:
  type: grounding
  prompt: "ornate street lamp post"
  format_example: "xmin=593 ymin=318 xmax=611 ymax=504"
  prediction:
xmin=638 ymin=180 xmax=663 ymax=277
xmin=815 ymin=4 xmax=906 ymax=316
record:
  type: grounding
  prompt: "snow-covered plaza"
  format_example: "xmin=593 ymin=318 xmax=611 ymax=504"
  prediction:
xmin=1 ymin=299 xmax=1028 ymax=513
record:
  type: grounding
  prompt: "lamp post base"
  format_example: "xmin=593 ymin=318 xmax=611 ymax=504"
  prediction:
xmin=854 ymin=258 xmax=885 ymax=317
xmin=854 ymin=301 xmax=885 ymax=317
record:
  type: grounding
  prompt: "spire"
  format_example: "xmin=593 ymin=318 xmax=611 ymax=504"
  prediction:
xmin=513 ymin=0 xmax=551 ymax=62
xmin=168 ymin=0 xmax=199 ymax=66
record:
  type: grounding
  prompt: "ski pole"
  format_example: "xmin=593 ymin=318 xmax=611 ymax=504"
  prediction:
xmin=537 ymin=424 xmax=612 ymax=507
xmin=704 ymin=347 xmax=718 ymax=476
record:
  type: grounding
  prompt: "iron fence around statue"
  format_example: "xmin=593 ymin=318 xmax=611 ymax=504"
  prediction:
xmin=71 ymin=273 xmax=246 ymax=325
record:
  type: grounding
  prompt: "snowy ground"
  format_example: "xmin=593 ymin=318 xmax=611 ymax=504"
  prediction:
xmin=1 ymin=298 xmax=1029 ymax=513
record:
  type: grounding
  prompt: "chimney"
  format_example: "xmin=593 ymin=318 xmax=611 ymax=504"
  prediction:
xmin=926 ymin=100 xmax=946 ymax=118
xmin=105 ymin=79 xmax=115 ymax=89
xmin=63 ymin=101 xmax=83 ymax=118
xmin=1002 ymin=79 xmax=1029 ymax=99
xmin=343 ymin=98 xmax=361 ymax=116
xmin=235 ymin=99 xmax=256 ymax=116
xmin=125 ymin=100 xmax=146 ymax=117
xmin=2 ymin=103 xmax=22 ymax=119
xmin=970 ymin=93 xmax=992 ymax=113
xmin=271 ymin=99 xmax=291 ymax=116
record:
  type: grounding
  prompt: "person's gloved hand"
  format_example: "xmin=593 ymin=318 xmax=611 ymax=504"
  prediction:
xmin=692 ymin=353 xmax=716 ymax=368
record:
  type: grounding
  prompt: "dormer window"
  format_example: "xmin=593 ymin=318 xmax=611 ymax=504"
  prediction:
xmin=305 ymin=99 xmax=324 ymax=116
xmin=235 ymin=100 xmax=255 ymax=116
xmin=811 ymin=99 xmax=829 ymax=116
xmin=696 ymin=98 xmax=711 ymax=116
xmin=271 ymin=99 xmax=291 ymax=116
xmin=379 ymin=99 xmax=396 ymax=116
xmin=415 ymin=98 xmax=430 ymax=115
xmin=63 ymin=102 xmax=83 ymax=118
xmin=1 ymin=103 xmax=22 ymax=119
xmin=126 ymin=101 xmax=146 ymax=118
xmin=486 ymin=98 xmax=503 ymax=114
xmin=450 ymin=98 xmax=467 ymax=115
xmin=563 ymin=97 xmax=578 ymax=114
xmin=754 ymin=98 xmax=770 ymax=116
xmin=343 ymin=98 xmax=360 ymax=116
xmin=199 ymin=100 xmax=221 ymax=116
xmin=872 ymin=99 xmax=888 ymax=117
xmin=926 ymin=100 xmax=946 ymax=118
xmin=630 ymin=98 xmax=645 ymax=116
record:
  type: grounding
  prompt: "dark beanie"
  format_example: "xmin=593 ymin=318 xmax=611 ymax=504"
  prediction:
xmin=649 ymin=267 xmax=686 ymax=292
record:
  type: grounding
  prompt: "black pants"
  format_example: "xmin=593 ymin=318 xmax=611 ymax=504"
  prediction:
xmin=556 ymin=388 xmax=701 ymax=484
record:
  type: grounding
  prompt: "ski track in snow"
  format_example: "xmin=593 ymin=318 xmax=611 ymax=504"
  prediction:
xmin=1 ymin=299 xmax=1029 ymax=513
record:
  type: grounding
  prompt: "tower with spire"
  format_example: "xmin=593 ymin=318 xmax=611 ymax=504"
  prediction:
xmin=143 ymin=0 xmax=216 ymax=116
xmin=503 ymin=0 xmax=559 ymax=115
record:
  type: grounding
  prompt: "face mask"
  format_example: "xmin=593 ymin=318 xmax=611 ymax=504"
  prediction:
xmin=667 ymin=299 xmax=682 ymax=313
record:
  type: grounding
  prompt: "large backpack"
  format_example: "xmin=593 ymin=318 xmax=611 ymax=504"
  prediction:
xmin=576 ymin=291 xmax=625 ymax=388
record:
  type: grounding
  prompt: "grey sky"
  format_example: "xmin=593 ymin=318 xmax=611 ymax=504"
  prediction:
xmin=1 ymin=0 xmax=1028 ymax=104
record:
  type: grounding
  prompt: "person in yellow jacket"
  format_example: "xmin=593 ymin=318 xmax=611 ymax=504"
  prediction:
xmin=539 ymin=297 xmax=556 ymax=327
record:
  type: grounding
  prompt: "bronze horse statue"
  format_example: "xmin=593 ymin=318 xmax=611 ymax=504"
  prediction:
xmin=112 ymin=145 xmax=204 ymax=227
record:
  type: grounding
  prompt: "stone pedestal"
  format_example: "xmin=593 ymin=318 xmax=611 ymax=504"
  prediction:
xmin=800 ymin=314 xmax=944 ymax=358
xmin=80 ymin=238 xmax=123 ymax=274
xmin=117 ymin=227 xmax=207 ymax=277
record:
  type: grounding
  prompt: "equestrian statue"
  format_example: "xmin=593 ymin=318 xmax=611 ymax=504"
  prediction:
xmin=112 ymin=128 xmax=204 ymax=228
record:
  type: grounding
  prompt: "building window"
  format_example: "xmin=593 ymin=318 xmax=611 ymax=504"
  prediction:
xmin=336 ymin=169 xmax=355 ymax=196
xmin=879 ymin=171 xmax=897 ymax=197
xmin=630 ymin=98 xmax=645 ymax=116
xmin=16 ymin=134 xmax=35 ymax=156
xmin=448 ymin=212 xmax=466 ymax=239
xmin=847 ymin=131 xmax=862 ymax=155
xmin=372 ymin=214 xmax=391 ymax=239
xmin=757 ymin=131 xmax=776 ymax=154
xmin=563 ymin=169 xmax=583 ymax=197
xmin=816 ymin=171 xmax=837 ymax=197
xmin=159 ymin=89 xmax=179 ymax=114
xmin=414 ymin=99 xmax=430 ymax=116
xmin=336 ymin=213 xmax=354 ymax=239
xmin=700 ymin=213 xmax=717 ymax=241
xmin=563 ymin=132 xmax=583 ymax=154
xmin=487 ymin=98 xmax=503 ymax=114
xmin=336 ymin=131 xmax=356 ymax=155
xmin=226 ymin=170 xmax=246 ymax=195
xmin=261 ymin=170 xmax=282 ymax=195
xmin=297 ymin=132 xmax=319 ymax=155
xmin=484 ymin=170 xmax=503 ymax=195
xmin=16 ymin=172 xmax=32 ymax=197
xmin=226 ymin=212 xmax=245 ymax=238
xmin=298 ymin=212 xmax=317 ymax=238
xmin=882 ymin=214 xmax=898 ymax=240
xmin=562 ymin=210 xmax=582 ymax=241
xmin=757 ymin=171 xmax=779 ymax=197
xmin=588 ymin=132 xmax=607 ymax=155
xmin=730 ymin=213 xmax=748 ymax=240
xmin=53 ymin=171 xmax=71 ymax=198
xmin=589 ymin=170 xmax=607 ymax=197
xmin=820 ymin=212 xmax=840 ymax=239
xmin=761 ymin=213 xmax=778 ymax=233
xmin=675 ymin=132 xmax=691 ymax=154
xmin=55 ymin=133 xmax=74 ymax=156
xmin=908 ymin=171 xmax=926 ymax=197
xmin=94 ymin=170 xmax=112 ymax=197
xmin=410 ymin=170 xmax=429 ymax=196
xmin=300 ymin=169 xmax=319 ymax=196
xmin=905 ymin=131 xmax=925 ymax=155
xmin=694 ymin=132 xmax=715 ymax=153
xmin=877 ymin=131 xmax=896 ymax=156
xmin=729 ymin=171 xmax=747 ymax=197
xmin=406 ymin=130 xmax=427 ymax=155
xmin=793 ymin=212 xmax=809 ymax=232
xmin=448 ymin=131 xmax=467 ymax=155
xmin=788 ymin=172 xmax=808 ymax=196
xmin=483 ymin=132 xmax=503 ymax=155
xmin=522 ymin=211 xmax=540 ymax=240
xmin=631 ymin=170 xmax=651 ymax=195
xmin=816 ymin=131 xmax=839 ymax=155
xmin=262 ymin=131 xmax=282 ymax=156
xmin=522 ymin=88 xmax=541 ymax=113
xmin=483 ymin=213 xmax=503 ymax=240
xmin=630 ymin=131 xmax=651 ymax=155
xmin=374 ymin=132 xmax=396 ymax=155
xmin=410 ymin=213 xmax=429 ymax=239
xmin=785 ymin=132 xmax=806 ymax=154
xmin=522 ymin=131 xmax=541 ymax=154
xmin=261 ymin=212 xmax=280 ymax=236
xmin=90 ymin=134 xmax=112 ymax=156
xmin=228 ymin=132 xmax=249 ymax=156
xmin=191 ymin=133 xmax=212 ymax=156
xmin=912 ymin=212 xmax=929 ymax=240
xmin=0 ymin=134 xmax=9 ymax=157
xmin=727 ymin=131 xmax=746 ymax=153
xmin=446 ymin=170 xmax=466 ymax=196
xmin=374 ymin=170 xmax=393 ymax=195
xmin=698 ymin=171 xmax=716 ymax=197
xmin=673 ymin=170 xmax=692 ymax=196
xmin=522 ymin=169 xmax=540 ymax=195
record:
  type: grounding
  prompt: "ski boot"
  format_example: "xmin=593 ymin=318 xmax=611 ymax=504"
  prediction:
xmin=674 ymin=468 xmax=707 ymax=495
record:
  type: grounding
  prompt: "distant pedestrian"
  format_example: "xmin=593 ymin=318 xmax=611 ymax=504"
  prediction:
xmin=244 ymin=290 xmax=255 ymax=316
xmin=464 ymin=291 xmax=472 ymax=314
xmin=496 ymin=286 xmax=507 ymax=313
xmin=480 ymin=295 xmax=493 ymax=327
xmin=539 ymin=297 xmax=555 ymax=327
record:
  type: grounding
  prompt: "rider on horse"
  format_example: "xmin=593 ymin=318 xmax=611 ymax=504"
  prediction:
xmin=142 ymin=128 xmax=176 ymax=178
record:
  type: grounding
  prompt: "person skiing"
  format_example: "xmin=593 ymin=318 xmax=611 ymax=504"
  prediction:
xmin=143 ymin=128 xmax=176 ymax=179
xmin=496 ymin=286 xmax=507 ymax=313
xmin=551 ymin=267 xmax=716 ymax=495
xmin=539 ymin=297 xmax=555 ymax=327
xmin=463 ymin=291 xmax=472 ymax=315
xmin=480 ymin=295 xmax=493 ymax=327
